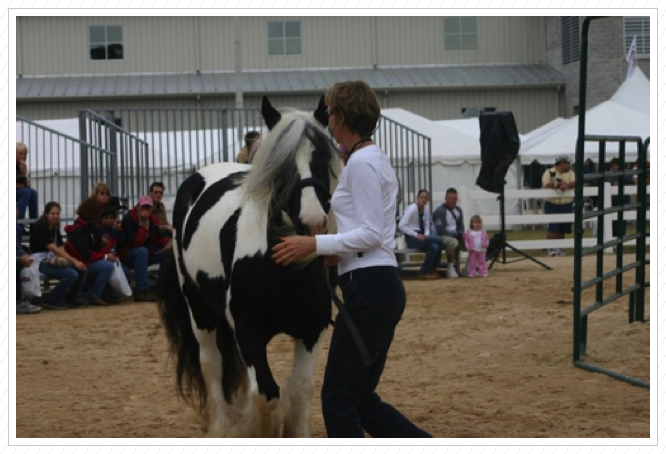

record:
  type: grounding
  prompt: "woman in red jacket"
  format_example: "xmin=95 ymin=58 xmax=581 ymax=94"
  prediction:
xmin=64 ymin=199 xmax=117 ymax=306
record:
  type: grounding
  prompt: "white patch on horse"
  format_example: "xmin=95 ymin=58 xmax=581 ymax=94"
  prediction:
xmin=294 ymin=140 xmax=328 ymax=229
xmin=233 ymin=195 xmax=269 ymax=260
xmin=198 ymin=163 xmax=250 ymax=191
xmin=183 ymin=186 xmax=243 ymax=281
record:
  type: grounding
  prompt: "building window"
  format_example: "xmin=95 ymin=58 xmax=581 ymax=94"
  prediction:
xmin=561 ymin=17 xmax=580 ymax=65
xmin=624 ymin=17 xmax=650 ymax=55
xmin=444 ymin=17 xmax=477 ymax=51
xmin=267 ymin=20 xmax=301 ymax=56
xmin=89 ymin=25 xmax=123 ymax=60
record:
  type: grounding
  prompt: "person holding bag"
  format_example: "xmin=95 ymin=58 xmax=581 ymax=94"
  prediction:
xmin=29 ymin=202 xmax=88 ymax=310
xmin=64 ymin=199 xmax=118 ymax=307
xmin=17 ymin=209 xmax=41 ymax=314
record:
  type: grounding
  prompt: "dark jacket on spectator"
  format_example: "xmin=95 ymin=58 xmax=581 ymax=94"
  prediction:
xmin=98 ymin=225 xmax=127 ymax=252
xmin=29 ymin=223 xmax=63 ymax=253
xmin=119 ymin=207 xmax=169 ymax=262
xmin=64 ymin=217 xmax=112 ymax=265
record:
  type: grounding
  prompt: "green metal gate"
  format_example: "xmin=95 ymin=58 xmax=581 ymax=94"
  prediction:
xmin=572 ymin=17 xmax=650 ymax=388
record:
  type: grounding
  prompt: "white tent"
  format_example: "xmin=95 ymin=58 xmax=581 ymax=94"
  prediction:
xmin=520 ymin=68 xmax=650 ymax=165
xmin=519 ymin=101 xmax=649 ymax=164
xmin=610 ymin=66 xmax=650 ymax=115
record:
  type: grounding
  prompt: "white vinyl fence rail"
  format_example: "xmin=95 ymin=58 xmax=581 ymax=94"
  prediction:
xmin=431 ymin=184 xmax=649 ymax=255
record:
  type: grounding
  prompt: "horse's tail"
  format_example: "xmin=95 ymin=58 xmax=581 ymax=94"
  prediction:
xmin=157 ymin=251 xmax=207 ymax=411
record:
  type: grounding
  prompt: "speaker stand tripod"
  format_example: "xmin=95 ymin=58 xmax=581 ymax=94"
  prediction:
xmin=488 ymin=186 xmax=552 ymax=271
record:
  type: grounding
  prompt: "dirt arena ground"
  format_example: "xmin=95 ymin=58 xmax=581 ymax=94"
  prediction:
xmin=16 ymin=255 xmax=650 ymax=438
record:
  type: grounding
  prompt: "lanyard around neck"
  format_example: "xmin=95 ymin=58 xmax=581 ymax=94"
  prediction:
xmin=347 ymin=138 xmax=373 ymax=160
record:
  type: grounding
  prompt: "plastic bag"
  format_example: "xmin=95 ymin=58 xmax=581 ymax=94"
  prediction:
xmin=20 ymin=261 xmax=42 ymax=299
xmin=108 ymin=261 xmax=132 ymax=298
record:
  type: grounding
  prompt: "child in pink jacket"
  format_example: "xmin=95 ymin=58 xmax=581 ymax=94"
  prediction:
xmin=464 ymin=215 xmax=489 ymax=278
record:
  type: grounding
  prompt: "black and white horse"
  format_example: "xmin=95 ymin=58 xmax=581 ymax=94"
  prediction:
xmin=159 ymin=97 xmax=342 ymax=437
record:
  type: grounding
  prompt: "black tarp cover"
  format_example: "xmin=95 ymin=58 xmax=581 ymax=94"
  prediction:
xmin=476 ymin=112 xmax=520 ymax=193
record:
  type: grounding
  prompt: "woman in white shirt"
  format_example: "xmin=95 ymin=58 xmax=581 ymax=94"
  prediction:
xmin=398 ymin=189 xmax=443 ymax=280
xmin=272 ymin=81 xmax=431 ymax=438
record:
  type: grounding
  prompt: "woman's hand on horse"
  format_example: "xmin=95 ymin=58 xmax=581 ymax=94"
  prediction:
xmin=272 ymin=236 xmax=316 ymax=266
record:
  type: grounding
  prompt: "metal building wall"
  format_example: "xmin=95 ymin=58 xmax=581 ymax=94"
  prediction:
xmin=18 ymin=16 xmax=198 ymax=76
xmin=376 ymin=16 xmax=544 ymax=66
xmin=18 ymin=16 xmax=545 ymax=76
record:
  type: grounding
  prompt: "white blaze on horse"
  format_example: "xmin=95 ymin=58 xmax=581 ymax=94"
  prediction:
xmin=159 ymin=96 xmax=342 ymax=437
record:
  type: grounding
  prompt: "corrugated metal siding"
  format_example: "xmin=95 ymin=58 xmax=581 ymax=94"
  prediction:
xmin=18 ymin=16 xmax=546 ymax=76
xmin=386 ymin=88 xmax=559 ymax=134
xmin=377 ymin=16 xmax=544 ymax=66
xmin=20 ymin=16 xmax=197 ymax=75
xmin=199 ymin=16 xmax=375 ymax=71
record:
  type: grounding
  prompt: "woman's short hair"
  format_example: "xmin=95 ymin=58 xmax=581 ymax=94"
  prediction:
xmin=325 ymin=80 xmax=380 ymax=138
xmin=417 ymin=189 xmax=430 ymax=197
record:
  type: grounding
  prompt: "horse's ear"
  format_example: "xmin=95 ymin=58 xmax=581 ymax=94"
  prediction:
xmin=262 ymin=96 xmax=281 ymax=131
xmin=313 ymin=95 xmax=328 ymax=127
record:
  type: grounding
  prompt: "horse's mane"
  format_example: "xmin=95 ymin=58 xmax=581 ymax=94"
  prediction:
xmin=243 ymin=110 xmax=336 ymax=212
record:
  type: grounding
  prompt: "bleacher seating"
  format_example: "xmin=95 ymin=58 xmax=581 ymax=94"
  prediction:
xmin=394 ymin=234 xmax=462 ymax=275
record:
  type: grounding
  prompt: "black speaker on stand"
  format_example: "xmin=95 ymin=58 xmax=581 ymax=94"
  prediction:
xmin=477 ymin=112 xmax=552 ymax=271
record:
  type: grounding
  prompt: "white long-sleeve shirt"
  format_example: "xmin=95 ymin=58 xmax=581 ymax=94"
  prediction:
xmin=316 ymin=144 xmax=398 ymax=275
xmin=398 ymin=203 xmax=432 ymax=237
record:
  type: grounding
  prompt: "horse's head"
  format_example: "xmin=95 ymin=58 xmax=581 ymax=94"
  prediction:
xmin=245 ymin=96 xmax=341 ymax=237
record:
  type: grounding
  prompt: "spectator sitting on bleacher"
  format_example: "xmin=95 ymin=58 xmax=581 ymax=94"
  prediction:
xmin=98 ymin=207 xmax=131 ymax=302
xmin=120 ymin=196 xmax=170 ymax=303
xmin=79 ymin=181 xmax=114 ymax=225
xmin=398 ymin=189 xmax=443 ymax=280
xmin=148 ymin=181 xmax=173 ymax=237
xmin=64 ymin=201 xmax=118 ymax=307
xmin=16 ymin=142 xmax=38 ymax=221
xmin=432 ymin=188 xmax=464 ymax=278
xmin=30 ymin=202 xmax=88 ymax=310
xmin=99 ymin=207 xmax=127 ymax=251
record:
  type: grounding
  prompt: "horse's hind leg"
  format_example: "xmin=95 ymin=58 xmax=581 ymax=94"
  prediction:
xmin=189 ymin=320 xmax=228 ymax=437
xmin=282 ymin=331 xmax=326 ymax=438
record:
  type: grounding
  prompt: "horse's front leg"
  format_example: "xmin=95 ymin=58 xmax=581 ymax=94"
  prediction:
xmin=282 ymin=330 xmax=326 ymax=438
xmin=232 ymin=325 xmax=281 ymax=438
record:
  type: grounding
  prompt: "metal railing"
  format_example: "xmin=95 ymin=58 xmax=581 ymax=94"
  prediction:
xmin=97 ymin=107 xmax=432 ymax=216
xmin=96 ymin=108 xmax=264 ymax=197
xmin=79 ymin=110 xmax=150 ymax=208
xmin=17 ymin=116 xmax=111 ymax=221
xmin=374 ymin=116 xmax=432 ymax=216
